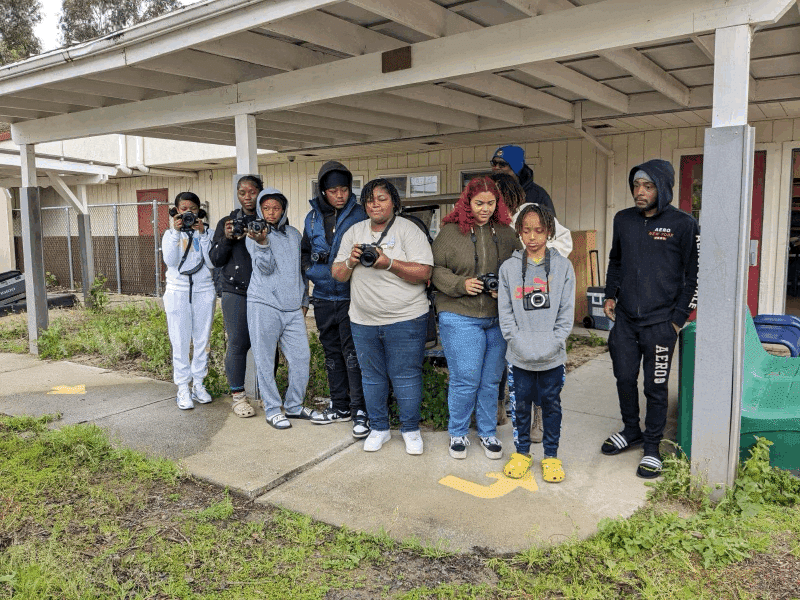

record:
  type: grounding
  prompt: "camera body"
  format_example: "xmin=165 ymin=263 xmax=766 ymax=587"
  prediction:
xmin=230 ymin=216 xmax=248 ymax=237
xmin=310 ymin=251 xmax=330 ymax=264
xmin=523 ymin=290 xmax=550 ymax=311
xmin=248 ymin=219 xmax=271 ymax=235
xmin=358 ymin=243 xmax=380 ymax=267
xmin=169 ymin=207 xmax=203 ymax=233
xmin=476 ymin=273 xmax=499 ymax=294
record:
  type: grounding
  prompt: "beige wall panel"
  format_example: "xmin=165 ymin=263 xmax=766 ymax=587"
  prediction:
xmin=579 ymin=140 xmax=596 ymax=231
xmin=564 ymin=139 xmax=582 ymax=232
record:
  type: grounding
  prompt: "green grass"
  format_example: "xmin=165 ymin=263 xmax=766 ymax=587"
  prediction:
xmin=0 ymin=415 xmax=798 ymax=599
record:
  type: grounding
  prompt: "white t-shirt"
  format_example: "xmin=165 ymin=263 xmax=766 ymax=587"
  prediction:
xmin=336 ymin=216 xmax=434 ymax=326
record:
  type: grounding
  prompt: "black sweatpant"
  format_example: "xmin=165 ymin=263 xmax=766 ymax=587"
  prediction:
xmin=221 ymin=292 xmax=250 ymax=392
xmin=221 ymin=291 xmax=278 ymax=392
xmin=607 ymin=312 xmax=679 ymax=455
xmin=313 ymin=299 xmax=365 ymax=415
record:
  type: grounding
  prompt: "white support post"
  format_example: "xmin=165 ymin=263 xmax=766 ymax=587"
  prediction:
xmin=234 ymin=113 xmax=260 ymax=400
xmin=691 ymin=23 xmax=754 ymax=492
xmin=235 ymin=114 xmax=259 ymax=175
xmin=76 ymin=185 xmax=94 ymax=306
xmin=19 ymin=144 xmax=48 ymax=354
xmin=0 ymin=188 xmax=14 ymax=272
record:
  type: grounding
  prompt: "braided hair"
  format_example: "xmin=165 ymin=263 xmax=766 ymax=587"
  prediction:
xmin=514 ymin=203 xmax=555 ymax=241
xmin=360 ymin=178 xmax=402 ymax=214
xmin=490 ymin=172 xmax=526 ymax=214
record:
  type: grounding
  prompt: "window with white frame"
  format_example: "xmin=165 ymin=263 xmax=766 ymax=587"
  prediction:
xmin=460 ymin=169 xmax=493 ymax=190
xmin=381 ymin=172 xmax=441 ymax=238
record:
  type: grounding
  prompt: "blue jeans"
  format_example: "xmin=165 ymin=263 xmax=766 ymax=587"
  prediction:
xmin=511 ymin=364 xmax=565 ymax=457
xmin=350 ymin=314 xmax=427 ymax=432
xmin=439 ymin=312 xmax=506 ymax=438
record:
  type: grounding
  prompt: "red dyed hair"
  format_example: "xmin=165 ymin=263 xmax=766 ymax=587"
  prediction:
xmin=442 ymin=176 xmax=512 ymax=235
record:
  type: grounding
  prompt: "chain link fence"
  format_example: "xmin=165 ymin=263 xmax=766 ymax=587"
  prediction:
xmin=12 ymin=201 xmax=178 ymax=296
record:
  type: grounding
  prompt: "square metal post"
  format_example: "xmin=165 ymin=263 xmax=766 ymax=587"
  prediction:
xmin=77 ymin=212 xmax=95 ymax=306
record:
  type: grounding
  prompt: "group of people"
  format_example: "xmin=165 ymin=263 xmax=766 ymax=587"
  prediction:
xmin=160 ymin=143 xmax=699 ymax=482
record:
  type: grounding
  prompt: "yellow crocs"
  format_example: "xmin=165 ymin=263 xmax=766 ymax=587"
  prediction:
xmin=503 ymin=453 xmax=533 ymax=479
xmin=541 ymin=458 xmax=565 ymax=483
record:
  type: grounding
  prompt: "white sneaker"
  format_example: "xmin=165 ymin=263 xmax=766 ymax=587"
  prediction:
xmin=176 ymin=387 xmax=194 ymax=410
xmin=363 ymin=429 xmax=391 ymax=452
xmin=401 ymin=430 xmax=424 ymax=455
xmin=192 ymin=382 xmax=213 ymax=404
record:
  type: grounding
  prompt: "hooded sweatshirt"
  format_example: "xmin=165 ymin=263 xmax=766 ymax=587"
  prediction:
xmin=518 ymin=165 xmax=557 ymax=218
xmin=210 ymin=207 xmax=258 ymax=295
xmin=498 ymin=248 xmax=575 ymax=372
xmin=246 ymin=188 xmax=308 ymax=311
xmin=301 ymin=161 xmax=367 ymax=301
xmin=604 ymin=159 xmax=700 ymax=327
xmin=162 ymin=222 xmax=215 ymax=295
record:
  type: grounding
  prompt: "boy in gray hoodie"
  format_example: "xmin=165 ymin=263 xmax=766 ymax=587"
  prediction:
xmin=498 ymin=204 xmax=575 ymax=483
xmin=246 ymin=188 xmax=317 ymax=429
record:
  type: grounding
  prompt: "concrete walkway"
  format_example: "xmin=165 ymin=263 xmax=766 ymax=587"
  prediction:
xmin=0 ymin=346 xmax=678 ymax=554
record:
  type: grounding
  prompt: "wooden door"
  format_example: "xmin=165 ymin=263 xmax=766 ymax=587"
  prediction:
xmin=136 ymin=189 xmax=170 ymax=237
xmin=679 ymin=151 xmax=766 ymax=315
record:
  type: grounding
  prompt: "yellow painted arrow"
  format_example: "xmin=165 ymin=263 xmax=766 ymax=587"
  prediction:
xmin=47 ymin=385 xmax=86 ymax=395
xmin=438 ymin=472 xmax=538 ymax=499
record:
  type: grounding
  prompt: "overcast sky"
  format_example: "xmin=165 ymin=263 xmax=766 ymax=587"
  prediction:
xmin=35 ymin=0 xmax=199 ymax=52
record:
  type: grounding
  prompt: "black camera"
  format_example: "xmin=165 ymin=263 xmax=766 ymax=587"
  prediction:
xmin=169 ymin=207 xmax=204 ymax=233
xmin=358 ymin=244 xmax=380 ymax=267
xmin=310 ymin=251 xmax=330 ymax=264
xmin=248 ymin=219 xmax=271 ymax=235
xmin=476 ymin=273 xmax=499 ymax=294
xmin=230 ymin=217 xmax=248 ymax=237
xmin=523 ymin=290 xmax=550 ymax=311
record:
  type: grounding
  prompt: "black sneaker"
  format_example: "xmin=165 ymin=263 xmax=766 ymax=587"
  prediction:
xmin=311 ymin=407 xmax=352 ymax=424
xmin=449 ymin=435 xmax=470 ymax=459
xmin=352 ymin=410 xmax=370 ymax=439
xmin=479 ymin=436 xmax=503 ymax=460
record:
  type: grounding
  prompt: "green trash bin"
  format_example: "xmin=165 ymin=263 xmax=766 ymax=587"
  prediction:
xmin=676 ymin=314 xmax=800 ymax=470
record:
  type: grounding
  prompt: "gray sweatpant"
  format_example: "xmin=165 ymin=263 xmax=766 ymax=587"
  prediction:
xmin=247 ymin=302 xmax=310 ymax=419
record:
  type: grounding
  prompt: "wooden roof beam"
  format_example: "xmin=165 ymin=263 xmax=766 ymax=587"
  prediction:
xmin=453 ymin=73 xmax=573 ymax=120
xmin=388 ymin=85 xmax=525 ymax=124
xmin=348 ymin=0 xmax=478 ymax=38
xmin=601 ymin=48 xmax=691 ymax=106
xmin=518 ymin=62 xmax=629 ymax=113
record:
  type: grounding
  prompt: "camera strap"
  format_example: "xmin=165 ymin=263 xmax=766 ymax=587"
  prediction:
xmin=371 ymin=214 xmax=396 ymax=248
xmin=521 ymin=247 xmax=550 ymax=296
xmin=177 ymin=231 xmax=205 ymax=304
xmin=470 ymin=225 xmax=500 ymax=276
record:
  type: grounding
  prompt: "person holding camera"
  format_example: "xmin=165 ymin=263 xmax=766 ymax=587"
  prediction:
xmin=246 ymin=188 xmax=317 ymax=429
xmin=162 ymin=192 xmax=216 ymax=410
xmin=432 ymin=176 xmax=519 ymax=460
xmin=209 ymin=174 xmax=262 ymax=417
xmin=331 ymin=179 xmax=433 ymax=455
xmin=498 ymin=204 xmax=575 ymax=482
xmin=301 ymin=161 xmax=369 ymax=437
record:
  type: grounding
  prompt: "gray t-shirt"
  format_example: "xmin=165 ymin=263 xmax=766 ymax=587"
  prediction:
xmin=336 ymin=217 xmax=433 ymax=326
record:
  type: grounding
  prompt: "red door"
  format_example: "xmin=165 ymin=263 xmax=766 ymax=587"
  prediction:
xmin=679 ymin=151 xmax=766 ymax=315
xmin=136 ymin=188 xmax=170 ymax=236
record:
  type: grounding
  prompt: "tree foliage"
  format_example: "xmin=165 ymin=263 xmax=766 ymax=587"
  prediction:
xmin=0 ymin=0 xmax=42 ymax=66
xmin=59 ymin=0 xmax=182 ymax=46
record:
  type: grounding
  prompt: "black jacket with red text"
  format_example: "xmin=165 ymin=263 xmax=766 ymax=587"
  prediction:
xmin=604 ymin=159 xmax=700 ymax=327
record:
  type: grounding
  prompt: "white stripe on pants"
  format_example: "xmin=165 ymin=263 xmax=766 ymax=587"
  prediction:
xmin=164 ymin=287 xmax=216 ymax=386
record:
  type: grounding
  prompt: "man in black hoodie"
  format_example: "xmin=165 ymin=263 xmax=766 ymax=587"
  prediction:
xmin=600 ymin=159 xmax=700 ymax=479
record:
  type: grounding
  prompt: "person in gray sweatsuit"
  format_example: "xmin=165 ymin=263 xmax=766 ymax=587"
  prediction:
xmin=246 ymin=188 xmax=317 ymax=430
xmin=498 ymin=204 xmax=575 ymax=483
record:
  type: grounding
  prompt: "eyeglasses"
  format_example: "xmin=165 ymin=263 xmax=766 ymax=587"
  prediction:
xmin=491 ymin=159 xmax=509 ymax=168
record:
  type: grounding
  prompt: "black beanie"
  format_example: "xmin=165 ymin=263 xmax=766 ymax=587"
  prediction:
xmin=321 ymin=170 xmax=350 ymax=192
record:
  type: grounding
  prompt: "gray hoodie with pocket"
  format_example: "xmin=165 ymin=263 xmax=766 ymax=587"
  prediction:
xmin=498 ymin=248 xmax=575 ymax=372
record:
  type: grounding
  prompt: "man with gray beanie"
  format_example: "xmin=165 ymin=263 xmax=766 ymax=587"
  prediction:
xmin=600 ymin=159 xmax=699 ymax=479
xmin=491 ymin=145 xmax=556 ymax=217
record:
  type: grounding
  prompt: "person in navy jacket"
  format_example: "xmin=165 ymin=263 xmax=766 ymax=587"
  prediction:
xmin=600 ymin=159 xmax=700 ymax=479
xmin=301 ymin=161 xmax=369 ymax=438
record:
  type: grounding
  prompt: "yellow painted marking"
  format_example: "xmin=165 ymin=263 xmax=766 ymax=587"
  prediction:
xmin=438 ymin=472 xmax=538 ymax=499
xmin=47 ymin=385 xmax=86 ymax=395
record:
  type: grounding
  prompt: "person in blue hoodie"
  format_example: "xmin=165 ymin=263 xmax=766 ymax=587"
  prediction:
xmin=246 ymin=188 xmax=318 ymax=430
xmin=600 ymin=159 xmax=700 ymax=479
xmin=301 ymin=161 xmax=369 ymax=438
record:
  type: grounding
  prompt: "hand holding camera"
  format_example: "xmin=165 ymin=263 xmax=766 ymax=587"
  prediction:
xmin=347 ymin=243 xmax=390 ymax=270
xmin=171 ymin=208 xmax=204 ymax=234
xmin=225 ymin=216 xmax=249 ymax=240
xmin=246 ymin=219 xmax=271 ymax=244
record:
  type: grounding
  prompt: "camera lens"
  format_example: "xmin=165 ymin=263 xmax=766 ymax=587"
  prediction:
xmin=530 ymin=292 xmax=546 ymax=308
xmin=359 ymin=246 xmax=378 ymax=267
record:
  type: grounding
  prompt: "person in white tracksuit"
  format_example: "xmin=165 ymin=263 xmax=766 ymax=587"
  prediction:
xmin=162 ymin=191 xmax=216 ymax=410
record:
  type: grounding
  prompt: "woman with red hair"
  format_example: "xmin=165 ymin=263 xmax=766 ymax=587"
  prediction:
xmin=432 ymin=176 xmax=520 ymax=460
